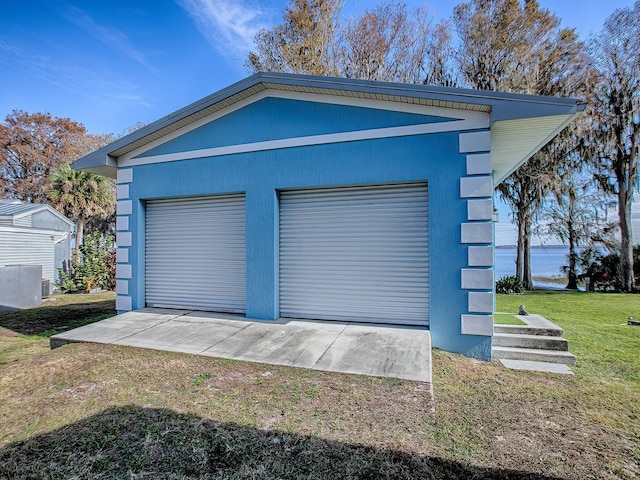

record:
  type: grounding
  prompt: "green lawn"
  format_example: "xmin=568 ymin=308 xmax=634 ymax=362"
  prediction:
xmin=493 ymin=313 xmax=527 ymax=325
xmin=497 ymin=291 xmax=640 ymax=383
xmin=0 ymin=291 xmax=637 ymax=479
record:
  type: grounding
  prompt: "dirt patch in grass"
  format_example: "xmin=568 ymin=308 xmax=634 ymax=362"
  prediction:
xmin=0 ymin=292 xmax=116 ymax=336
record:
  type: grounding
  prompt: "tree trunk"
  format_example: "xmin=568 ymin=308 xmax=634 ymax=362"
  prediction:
xmin=75 ymin=217 xmax=84 ymax=256
xmin=566 ymin=197 xmax=578 ymax=289
xmin=515 ymin=206 xmax=534 ymax=290
xmin=523 ymin=218 xmax=533 ymax=290
xmin=566 ymin=218 xmax=578 ymax=289
xmin=516 ymin=216 xmax=526 ymax=283
xmin=618 ymin=187 xmax=635 ymax=292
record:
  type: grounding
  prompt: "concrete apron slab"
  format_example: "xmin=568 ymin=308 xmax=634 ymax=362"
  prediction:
xmin=50 ymin=309 xmax=432 ymax=383
xmin=49 ymin=308 xmax=190 ymax=348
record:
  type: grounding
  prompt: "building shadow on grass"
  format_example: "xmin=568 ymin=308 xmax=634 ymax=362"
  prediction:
xmin=0 ymin=405 xmax=563 ymax=480
xmin=0 ymin=299 xmax=115 ymax=336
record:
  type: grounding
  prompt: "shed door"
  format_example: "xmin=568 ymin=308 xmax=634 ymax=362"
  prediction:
xmin=279 ymin=184 xmax=429 ymax=326
xmin=145 ymin=194 xmax=246 ymax=313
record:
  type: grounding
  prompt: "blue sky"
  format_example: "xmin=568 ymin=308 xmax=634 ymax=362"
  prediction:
xmin=1 ymin=0 xmax=637 ymax=244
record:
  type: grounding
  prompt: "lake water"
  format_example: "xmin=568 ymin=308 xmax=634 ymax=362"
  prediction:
xmin=495 ymin=246 xmax=570 ymax=280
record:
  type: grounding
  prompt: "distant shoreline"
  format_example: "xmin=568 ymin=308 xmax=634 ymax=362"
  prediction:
xmin=495 ymin=245 xmax=567 ymax=249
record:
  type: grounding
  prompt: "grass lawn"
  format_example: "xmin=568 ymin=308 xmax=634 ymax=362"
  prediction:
xmin=493 ymin=313 xmax=527 ymax=325
xmin=0 ymin=291 xmax=638 ymax=479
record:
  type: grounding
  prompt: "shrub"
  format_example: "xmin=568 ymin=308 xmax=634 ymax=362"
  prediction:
xmin=578 ymin=246 xmax=640 ymax=292
xmin=104 ymin=248 xmax=117 ymax=291
xmin=496 ymin=275 xmax=525 ymax=294
xmin=56 ymin=232 xmax=116 ymax=293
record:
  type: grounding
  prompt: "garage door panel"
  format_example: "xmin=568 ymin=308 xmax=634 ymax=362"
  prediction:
xmin=145 ymin=194 xmax=246 ymax=313
xmin=280 ymin=184 xmax=429 ymax=326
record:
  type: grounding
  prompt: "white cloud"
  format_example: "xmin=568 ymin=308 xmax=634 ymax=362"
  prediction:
xmin=177 ymin=0 xmax=270 ymax=59
xmin=0 ymin=39 xmax=146 ymax=106
xmin=64 ymin=6 xmax=149 ymax=67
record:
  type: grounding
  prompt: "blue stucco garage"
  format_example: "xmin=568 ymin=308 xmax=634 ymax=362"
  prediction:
xmin=74 ymin=73 xmax=584 ymax=361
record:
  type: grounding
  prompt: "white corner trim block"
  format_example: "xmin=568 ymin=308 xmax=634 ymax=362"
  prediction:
xmin=459 ymin=131 xmax=491 ymax=153
xmin=467 ymin=199 xmax=494 ymax=221
xmin=461 ymin=268 xmax=494 ymax=290
xmin=468 ymin=246 xmax=494 ymax=267
xmin=461 ymin=223 xmax=493 ymax=244
xmin=116 ymin=279 xmax=129 ymax=295
xmin=116 ymin=264 xmax=132 ymax=280
xmin=461 ymin=314 xmax=494 ymax=336
xmin=116 ymin=247 xmax=129 ymax=264
xmin=460 ymin=176 xmax=493 ymax=198
xmin=468 ymin=291 xmax=494 ymax=313
xmin=117 ymin=168 xmax=133 ymax=184
xmin=117 ymin=200 xmax=133 ymax=216
xmin=116 ymin=184 xmax=130 ymax=200
xmin=116 ymin=216 xmax=129 ymax=232
xmin=117 ymin=231 xmax=132 ymax=247
xmin=466 ymin=153 xmax=492 ymax=175
xmin=116 ymin=295 xmax=132 ymax=311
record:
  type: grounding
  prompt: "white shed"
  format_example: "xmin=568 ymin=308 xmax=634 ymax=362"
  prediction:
xmin=0 ymin=200 xmax=74 ymax=293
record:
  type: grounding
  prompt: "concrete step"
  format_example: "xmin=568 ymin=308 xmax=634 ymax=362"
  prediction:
xmin=493 ymin=346 xmax=576 ymax=365
xmin=494 ymin=324 xmax=563 ymax=337
xmin=499 ymin=359 xmax=573 ymax=375
xmin=493 ymin=332 xmax=569 ymax=351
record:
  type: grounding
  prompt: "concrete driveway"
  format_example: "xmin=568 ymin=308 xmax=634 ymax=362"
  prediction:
xmin=51 ymin=308 xmax=431 ymax=382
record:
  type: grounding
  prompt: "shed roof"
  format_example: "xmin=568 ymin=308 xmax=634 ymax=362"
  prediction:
xmin=0 ymin=199 xmax=41 ymax=217
xmin=73 ymin=72 xmax=585 ymax=183
xmin=0 ymin=199 xmax=75 ymax=228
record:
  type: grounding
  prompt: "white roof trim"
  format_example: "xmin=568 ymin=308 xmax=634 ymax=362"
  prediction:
xmin=121 ymin=119 xmax=486 ymax=167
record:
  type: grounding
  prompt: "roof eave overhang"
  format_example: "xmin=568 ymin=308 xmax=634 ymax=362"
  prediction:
xmin=72 ymin=72 xmax=585 ymax=180
xmin=491 ymin=109 xmax=584 ymax=185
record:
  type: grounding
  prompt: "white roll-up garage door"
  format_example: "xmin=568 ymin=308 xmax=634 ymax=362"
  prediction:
xmin=280 ymin=184 xmax=429 ymax=326
xmin=145 ymin=194 xmax=246 ymax=313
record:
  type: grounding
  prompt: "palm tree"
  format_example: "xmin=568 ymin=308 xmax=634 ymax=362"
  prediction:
xmin=48 ymin=163 xmax=115 ymax=253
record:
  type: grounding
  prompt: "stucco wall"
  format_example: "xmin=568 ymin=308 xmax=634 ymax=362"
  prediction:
xmin=114 ymin=96 xmax=494 ymax=360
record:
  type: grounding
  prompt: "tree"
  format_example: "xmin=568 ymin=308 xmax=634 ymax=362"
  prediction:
xmin=339 ymin=3 xmax=442 ymax=84
xmin=540 ymin=168 xmax=617 ymax=289
xmin=496 ymin=155 xmax=558 ymax=289
xmin=247 ymin=1 xmax=457 ymax=87
xmin=48 ymin=163 xmax=115 ymax=254
xmin=423 ymin=20 xmax=459 ymax=88
xmin=0 ymin=111 xmax=89 ymax=203
xmin=454 ymin=0 xmax=590 ymax=289
xmin=588 ymin=1 xmax=640 ymax=292
xmin=246 ymin=0 xmax=343 ymax=76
